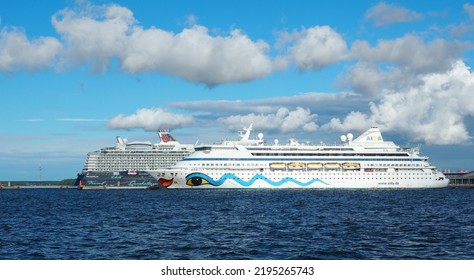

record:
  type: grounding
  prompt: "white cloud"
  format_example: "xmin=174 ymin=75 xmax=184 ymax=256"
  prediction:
xmin=289 ymin=26 xmax=348 ymax=70
xmin=218 ymin=107 xmax=318 ymax=134
xmin=184 ymin=14 xmax=199 ymax=26
xmin=121 ymin=25 xmax=273 ymax=86
xmin=464 ymin=3 xmax=474 ymax=19
xmin=448 ymin=21 xmax=474 ymax=37
xmin=24 ymin=118 xmax=45 ymax=122
xmin=0 ymin=28 xmax=62 ymax=71
xmin=350 ymin=35 xmax=469 ymax=73
xmin=50 ymin=2 xmax=273 ymax=85
xmin=365 ymin=2 xmax=422 ymax=27
xmin=325 ymin=60 xmax=474 ymax=145
xmin=340 ymin=62 xmax=397 ymax=96
xmin=169 ymin=92 xmax=368 ymax=120
xmin=52 ymin=4 xmax=133 ymax=72
xmin=323 ymin=111 xmax=371 ymax=132
xmin=344 ymin=35 xmax=471 ymax=96
xmin=108 ymin=108 xmax=194 ymax=131
xmin=447 ymin=4 xmax=474 ymax=37
xmin=170 ymin=99 xmax=276 ymax=115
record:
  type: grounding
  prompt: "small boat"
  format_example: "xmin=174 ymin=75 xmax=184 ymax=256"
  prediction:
xmin=78 ymin=185 xmax=106 ymax=190
xmin=307 ymin=162 xmax=323 ymax=170
xmin=287 ymin=162 xmax=305 ymax=170
xmin=324 ymin=162 xmax=340 ymax=169
xmin=270 ymin=162 xmax=286 ymax=170
xmin=342 ymin=162 xmax=360 ymax=170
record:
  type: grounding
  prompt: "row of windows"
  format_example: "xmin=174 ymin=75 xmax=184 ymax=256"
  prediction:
xmin=186 ymin=162 xmax=425 ymax=168
xmin=205 ymin=172 xmax=430 ymax=176
xmin=245 ymin=147 xmax=356 ymax=152
xmin=185 ymin=158 xmax=424 ymax=162
xmin=101 ymin=151 xmax=190 ymax=154
xmin=250 ymin=153 xmax=409 ymax=157
xmin=95 ymin=160 xmax=176 ymax=164
xmin=91 ymin=155 xmax=185 ymax=159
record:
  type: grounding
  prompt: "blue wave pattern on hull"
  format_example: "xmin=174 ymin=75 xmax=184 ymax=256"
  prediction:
xmin=185 ymin=172 xmax=331 ymax=187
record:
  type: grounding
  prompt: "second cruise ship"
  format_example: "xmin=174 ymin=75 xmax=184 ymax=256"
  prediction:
xmin=75 ymin=130 xmax=194 ymax=189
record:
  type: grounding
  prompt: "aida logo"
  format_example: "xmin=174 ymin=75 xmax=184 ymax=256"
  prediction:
xmin=366 ymin=135 xmax=382 ymax=141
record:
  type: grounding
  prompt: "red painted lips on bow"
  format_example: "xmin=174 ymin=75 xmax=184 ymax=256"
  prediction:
xmin=158 ymin=178 xmax=173 ymax=187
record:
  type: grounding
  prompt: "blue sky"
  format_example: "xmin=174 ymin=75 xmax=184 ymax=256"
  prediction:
xmin=1 ymin=0 xmax=474 ymax=181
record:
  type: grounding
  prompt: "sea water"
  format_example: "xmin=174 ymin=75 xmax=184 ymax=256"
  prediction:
xmin=0 ymin=188 xmax=473 ymax=259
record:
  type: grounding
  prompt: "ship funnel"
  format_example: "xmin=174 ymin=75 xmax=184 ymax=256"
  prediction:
xmin=116 ymin=136 xmax=126 ymax=149
xmin=158 ymin=129 xmax=176 ymax=143
xmin=353 ymin=126 xmax=384 ymax=142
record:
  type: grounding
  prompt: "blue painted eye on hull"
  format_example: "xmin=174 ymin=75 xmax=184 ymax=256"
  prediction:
xmin=186 ymin=174 xmax=212 ymax=186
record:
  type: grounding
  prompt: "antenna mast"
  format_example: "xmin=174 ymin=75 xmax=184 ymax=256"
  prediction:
xmin=38 ymin=162 xmax=42 ymax=181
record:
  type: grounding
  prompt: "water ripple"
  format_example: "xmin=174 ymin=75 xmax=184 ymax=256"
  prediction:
xmin=0 ymin=188 xmax=473 ymax=259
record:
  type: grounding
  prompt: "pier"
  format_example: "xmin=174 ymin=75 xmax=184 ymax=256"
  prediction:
xmin=0 ymin=179 xmax=75 ymax=189
xmin=444 ymin=171 xmax=474 ymax=187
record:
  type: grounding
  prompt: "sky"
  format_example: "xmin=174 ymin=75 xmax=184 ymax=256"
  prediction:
xmin=1 ymin=0 xmax=474 ymax=181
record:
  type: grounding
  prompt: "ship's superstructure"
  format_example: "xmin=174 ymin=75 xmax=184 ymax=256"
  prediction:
xmin=75 ymin=130 xmax=194 ymax=189
xmin=149 ymin=125 xmax=448 ymax=189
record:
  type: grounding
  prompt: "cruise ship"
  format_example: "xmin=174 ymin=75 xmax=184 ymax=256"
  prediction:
xmin=148 ymin=125 xmax=448 ymax=189
xmin=75 ymin=130 xmax=194 ymax=189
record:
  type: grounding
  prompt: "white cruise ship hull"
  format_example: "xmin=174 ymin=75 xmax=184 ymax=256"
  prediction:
xmin=150 ymin=169 xmax=449 ymax=189
xmin=148 ymin=125 xmax=449 ymax=189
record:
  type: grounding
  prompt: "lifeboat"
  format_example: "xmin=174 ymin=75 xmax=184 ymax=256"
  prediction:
xmin=307 ymin=162 xmax=323 ymax=170
xmin=270 ymin=162 xmax=286 ymax=170
xmin=288 ymin=162 xmax=305 ymax=170
xmin=324 ymin=162 xmax=340 ymax=169
xmin=342 ymin=162 xmax=360 ymax=170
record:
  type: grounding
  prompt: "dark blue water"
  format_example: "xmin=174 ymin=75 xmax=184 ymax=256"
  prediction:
xmin=1 ymin=188 xmax=473 ymax=259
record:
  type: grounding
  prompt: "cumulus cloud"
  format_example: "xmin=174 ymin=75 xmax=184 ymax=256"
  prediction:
xmin=343 ymin=35 xmax=471 ymax=96
xmin=0 ymin=27 xmax=62 ymax=71
xmin=52 ymin=4 xmax=134 ymax=72
xmin=1 ymin=3 xmax=274 ymax=84
xmin=218 ymin=107 xmax=318 ymax=134
xmin=365 ymin=2 xmax=422 ymax=27
xmin=351 ymin=35 xmax=468 ymax=72
xmin=288 ymin=26 xmax=348 ymax=70
xmin=108 ymin=108 xmax=194 ymax=130
xmin=324 ymin=111 xmax=371 ymax=130
xmin=121 ymin=26 xmax=273 ymax=85
xmin=340 ymin=62 xmax=408 ymax=96
xmin=49 ymin=2 xmax=273 ymax=85
xmin=325 ymin=61 xmax=474 ymax=145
